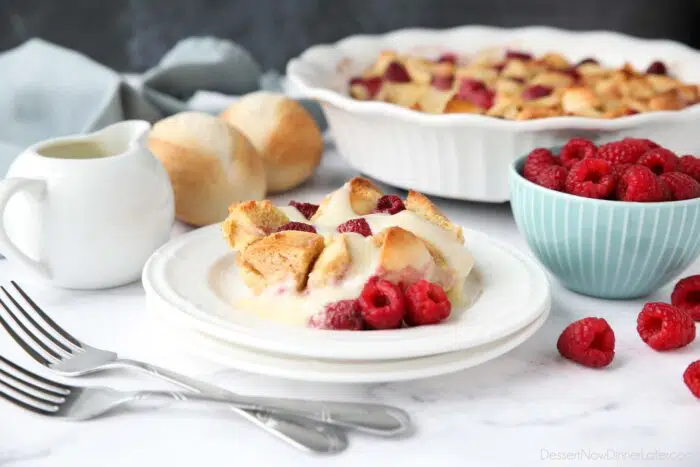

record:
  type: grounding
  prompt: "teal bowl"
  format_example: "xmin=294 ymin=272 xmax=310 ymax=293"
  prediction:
xmin=509 ymin=154 xmax=700 ymax=299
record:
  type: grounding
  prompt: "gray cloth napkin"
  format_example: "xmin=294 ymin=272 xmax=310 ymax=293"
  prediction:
xmin=0 ymin=37 xmax=326 ymax=178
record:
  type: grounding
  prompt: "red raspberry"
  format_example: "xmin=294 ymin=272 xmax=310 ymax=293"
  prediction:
xmin=457 ymin=78 xmax=495 ymax=109
xmin=616 ymin=165 xmax=666 ymax=202
xmin=384 ymin=61 xmax=411 ymax=83
xmin=679 ymin=155 xmax=700 ymax=182
xmin=523 ymin=148 xmax=558 ymax=181
xmin=597 ymin=140 xmax=648 ymax=165
xmin=646 ymin=60 xmax=667 ymax=75
xmin=373 ymin=195 xmax=406 ymax=215
xmin=657 ymin=177 xmax=674 ymax=201
xmin=637 ymin=148 xmax=679 ymax=175
xmin=403 ymin=280 xmax=452 ymax=326
xmin=684 ymin=361 xmax=700 ymax=398
xmin=275 ymin=222 xmax=316 ymax=233
xmin=431 ymin=74 xmax=454 ymax=90
xmin=534 ymin=165 xmax=568 ymax=191
xmin=636 ymin=302 xmax=696 ymax=351
xmin=521 ymin=85 xmax=553 ymax=100
xmin=505 ymin=50 xmax=533 ymax=61
xmin=556 ymin=317 xmax=615 ymax=368
xmin=437 ymin=53 xmax=457 ymax=64
xmin=288 ymin=201 xmax=319 ymax=220
xmin=659 ymin=172 xmax=700 ymax=200
xmin=565 ymin=159 xmax=616 ymax=199
xmin=560 ymin=138 xmax=597 ymax=169
xmin=337 ymin=218 xmax=372 ymax=237
xmin=623 ymin=137 xmax=659 ymax=151
xmin=671 ymin=275 xmax=700 ymax=321
xmin=611 ymin=163 xmax=634 ymax=179
xmin=349 ymin=76 xmax=383 ymax=99
xmin=308 ymin=300 xmax=364 ymax=330
xmin=357 ymin=276 xmax=406 ymax=330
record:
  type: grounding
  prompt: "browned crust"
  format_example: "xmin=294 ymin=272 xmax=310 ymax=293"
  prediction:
xmin=404 ymin=190 xmax=464 ymax=242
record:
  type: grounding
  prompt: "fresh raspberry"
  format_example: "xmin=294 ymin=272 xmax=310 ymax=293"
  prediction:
xmin=556 ymin=317 xmax=615 ymax=368
xmin=349 ymin=76 xmax=383 ymax=99
xmin=646 ymin=60 xmax=667 ymax=75
xmin=657 ymin=177 xmax=674 ymax=201
xmin=637 ymin=148 xmax=679 ymax=175
xmin=597 ymin=140 xmax=648 ymax=165
xmin=659 ymin=172 xmax=700 ymax=200
xmin=308 ymin=300 xmax=364 ymax=330
xmin=437 ymin=53 xmax=457 ymax=64
xmin=671 ymin=275 xmax=700 ymax=320
xmin=636 ymin=302 xmax=696 ymax=351
xmin=560 ymin=138 xmax=597 ymax=169
xmin=505 ymin=50 xmax=533 ymax=61
xmin=616 ymin=165 xmax=666 ymax=202
xmin=611 ymin=163 xmax=634 ymax=179
xmin=679 ymin=155 xmax=700 ymax=182
xmin=374 ymin=195 xmax=406 ymax=215
xmin=357 ymin=276 xmax=406 ymax=330
xmin=523 ymin=148 xmax=558 ymax=181
xmin=403 ymin=280 xmax=452 ymax=326
xmin=337 ymin=218 xmax=372 ymax=237
xmin=275 ymin=222 xmax=316 ymax=233
xmin=683 ymin=361 xmax=700 ymax=398
xmin=565 ymin=159 xmax=616 ymax=199
xmin=534 ymin=165 xmax=568 ymax=191
xmin=457 ymin=78 xmax=495 ymax=109
xmin=384 ymin=61 xmax=411 ymax=83
xmin=288 ymin=201 xmax=319 ymax=220
xmin=521 ymin=85 xmax=553 ymax=100
xmin=623 ymin=137 xmax=659 ymax=151
xmin=431 ymin=74 xmax=454 ymax=90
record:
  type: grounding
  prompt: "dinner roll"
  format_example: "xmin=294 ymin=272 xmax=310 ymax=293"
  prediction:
xmin=220 ymin=91 xmax=324 ymax=193
xmin=148 ymin=111 xmax=266 ymax=227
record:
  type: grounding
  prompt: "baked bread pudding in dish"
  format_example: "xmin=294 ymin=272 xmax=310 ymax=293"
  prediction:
xmin=222 ymin=177 xmax=478 ymax=330
xmin=348 ymin=49 xmax=700 ymax=120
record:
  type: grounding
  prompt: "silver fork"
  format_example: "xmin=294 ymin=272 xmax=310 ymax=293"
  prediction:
xmin=0 ymin=353 xmax=405 ymax=432
xmin=0 ymin=282 xmax=408 ymax=452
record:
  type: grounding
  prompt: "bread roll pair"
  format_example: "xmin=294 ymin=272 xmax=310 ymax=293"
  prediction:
xmin=149 ymin=92 xmax=323 ymax=226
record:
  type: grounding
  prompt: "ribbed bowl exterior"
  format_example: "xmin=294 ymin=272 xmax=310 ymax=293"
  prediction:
xmin=509 ymin=158 xmax=700 ymax=299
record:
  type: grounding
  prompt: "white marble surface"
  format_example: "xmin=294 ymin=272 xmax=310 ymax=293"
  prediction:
xmin=1 ymin=147 xmax=700 ymax=467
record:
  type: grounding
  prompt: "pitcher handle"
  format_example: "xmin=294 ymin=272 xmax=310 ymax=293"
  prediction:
xmin=0 ymin=178 xmax=51 ymax=280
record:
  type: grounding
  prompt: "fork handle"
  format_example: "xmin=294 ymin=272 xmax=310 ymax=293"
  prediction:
xmin=112 ymin=358 xmax=347 ymax=454
xmin=133 ymin=390 xmax=410 ymax=436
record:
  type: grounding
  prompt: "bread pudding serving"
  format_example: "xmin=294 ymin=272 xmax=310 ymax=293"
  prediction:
xmin=348 ymin=49 xmax=700 ymax=120
xmin=222 ymin=177 xmax=478 ymax=330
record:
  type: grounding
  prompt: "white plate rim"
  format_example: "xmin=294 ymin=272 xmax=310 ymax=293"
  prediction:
xmin=148 ymin=303 xmax=551 ymax=384
xmin=142 ymin=223 xmax=552 ymax=360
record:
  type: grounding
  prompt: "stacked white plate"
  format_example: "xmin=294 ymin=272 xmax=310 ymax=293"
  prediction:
xmin=142 ymin=224 xmax=552 ymax=383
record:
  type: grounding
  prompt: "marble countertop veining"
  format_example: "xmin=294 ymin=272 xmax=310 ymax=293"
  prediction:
xmin=1 ymin=148 xmax=699 ymax=467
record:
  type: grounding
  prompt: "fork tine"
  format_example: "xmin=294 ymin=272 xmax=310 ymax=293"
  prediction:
xmin=0 ymin=383 xmax=57 ymax=416
xmin=0 ymin=367 xmax=68 ymax=404
xmin=0 ymin=355 xmax=71 ymax=395
xmin=10 ymin=281 xmax=83 ymax=349
xmin=0 ymin=297 xmax=60 ymax=365
xmin=1 ymin=286 xmax=76 ymax=354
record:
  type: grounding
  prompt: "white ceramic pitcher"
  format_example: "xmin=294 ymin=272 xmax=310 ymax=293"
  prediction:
xmin=0 ymin=120 xmax=175 ymax=289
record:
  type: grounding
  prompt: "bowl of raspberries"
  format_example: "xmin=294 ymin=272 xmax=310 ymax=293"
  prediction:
xmin=509 ymin=137 xmax=700 ymax=299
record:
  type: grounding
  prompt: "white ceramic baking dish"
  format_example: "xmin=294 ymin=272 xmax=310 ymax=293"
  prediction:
xmin=286 ymin=26 xmax=700 ymax=202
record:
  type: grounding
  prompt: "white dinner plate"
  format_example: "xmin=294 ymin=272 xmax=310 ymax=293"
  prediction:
xmin=148 ymin=303 xmax=550 ymax=383
xmin=142 ymin=224 xmax=551 ymax=361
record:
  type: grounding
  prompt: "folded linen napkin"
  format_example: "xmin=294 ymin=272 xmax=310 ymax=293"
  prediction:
xmin=0 ymin=36 xmax=326 ymax=178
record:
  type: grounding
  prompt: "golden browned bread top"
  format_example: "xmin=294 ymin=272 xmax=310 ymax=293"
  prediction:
xmin=348 ymin=49 xmax=700 ymax=120
xmin=222 ymin=176 xmax=464 ymax=295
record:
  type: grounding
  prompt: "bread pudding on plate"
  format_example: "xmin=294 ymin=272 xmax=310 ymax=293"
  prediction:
xmin=222 ymin=177 xmax=480 ymax=330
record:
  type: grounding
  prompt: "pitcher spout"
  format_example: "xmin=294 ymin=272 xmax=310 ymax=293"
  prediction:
xmin=91 ymin=120 xmax=152 ymax=155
